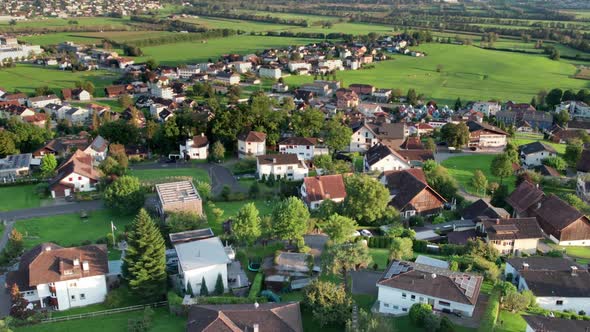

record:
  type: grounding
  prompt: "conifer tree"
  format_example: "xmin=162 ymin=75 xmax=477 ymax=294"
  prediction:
xmin=200 ymin=277 xmax=209 ymax=296
xmin=214 ymin=273 xmax=224 ymax=295
xmin=122 ymin=209 xmax=167 ymax=301
xmin=186 ymin=281 xmax=194 ymax=297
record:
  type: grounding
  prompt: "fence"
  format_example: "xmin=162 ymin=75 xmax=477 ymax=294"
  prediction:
xmin=40 ymin=301 xmax=168 ymax=324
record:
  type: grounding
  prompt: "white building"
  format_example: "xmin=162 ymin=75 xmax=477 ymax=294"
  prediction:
xmin=49 ymin=150 xmax=100 ymax=198
xmin=152 ymin=86 xmax=174 ymax=99
xmin=287 ymin=61 xmax=311 ymax=73
xmin=215 ymin=72 xmax=240 ymax=85
xmin=237 ymin=131 xmax=266 ymax=159
xmin=83 ymin=135 xmax=109 ymax=165
xmin=377 ymin=260 xmax=482 ymax=317
xmin=230 ymin=61 xmax=252 ymax=74
xmin=259 ymin=66 xmax=282 ymax=79
xmin=364 ymin=144 xmax=410 ymax=173
xmin=256 ymin=154 xmax=308 ymax=181
xmin=505 ymin=257 xmax=590 ymax=314
xmin=0 ymin=44 xmax=42 ymax=63
xmin=173 ymin=234 xmax=231 ymax=295
xmin=278 ymin=137 xmax=329 ymax=161
xmin=6 ymin=243 xmax=108 ymax=311
xmin=555 ymin=101 xmax=590 ymax=119
xmin=519 ymin=141 xmax=557 ymax=167
xmin=65 ymin=107 xmax=90 ymax=125
xmin=27 ymin=95 xmax=61 ymax=108
xmin=318 ymin=59 xmax=344 ymax=71
xmin=177 ymin=65 xmax=201 ymax=79
xmin=470 ymin=102 xmax=501 ymax=117
xmin=180 ymin=134 xmax=209 ymax=160
xmin=301 ymin=174 xmax=347 ymax=210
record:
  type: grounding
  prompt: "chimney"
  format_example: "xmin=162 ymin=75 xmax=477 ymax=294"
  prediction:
xmin=495 ymin=219 xmax=500 ymax=225
xmin=82 ymin=261 xmax=89 ymax=271
xmin=201 ymin=133 xmax=204 ymax=137
xmin=253 ymin=324 xmax=259 ymax=332
xmin=522 ymin=262 xmax=529 ymax=270
xmin=44 ymin=245 xmax=52 ymax=252
xmin=537 ymin=201 xmax=542 ymax=210
xmin=571 ymin=266 xmax=578 ymax=276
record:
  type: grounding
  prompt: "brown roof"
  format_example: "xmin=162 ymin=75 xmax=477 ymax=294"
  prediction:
xmin=50 ymin=150 xmax=100 ymax=187
xmin=520 ymin=269 xmax=590 ymax=297
xmin=395 ymin=149 xmax=434 ymax=163
xmin=506 ymin=181 xmax=544 ymax=214
xmin=462 ymin=199 xmax=510 ymax=220
xmin=447 ymin=230 xmax=478 ymax=245
xmin=303 ymin=174 xmax=346 ymax=204
xmin=187 ymin=302 xmax=303 ymax=332
xmin=365 ymin=143 xmax=407 ymax=166
xmin=278 ymin=137 xmax=319 ymax=146
xmin=532 ymin=194 xmax=587 ymax=232
xmin=466 ymin=121 xmax=508 ymax=136
xmin=191 ymin=135 xmax=209 ymax=148
xmin=506 ymin=257 xmax=583 ymax=272
xmin=538 ymin=164 xmax=560 ymax=177
xmin=481 ymin=218 xmax=544 ymax=240
xmin=257 ymin=154 xmax=301 ymax=165
xmin=7 ymin=243 xmax=108 ymax=288
xmin=523 ymin=315 xmax=590 ymax=332
xmin=381 ymin=168 xmax=446 ymax=212
xmin=399 ymin=137 xmax=424 ymax=150
xmin=238 ymin=131 xmax=266 ymax=143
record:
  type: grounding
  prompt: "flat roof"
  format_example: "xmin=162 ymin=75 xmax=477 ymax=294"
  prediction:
xmin=174 ymin=236 xmax=231 ymax=272
xmin=156 ymin=180 xmax=201 ymax=206
xmin=169 ymin=228 xmax=214 ymax=245
xmin=0 ymin=153 xmax=31 ymax=171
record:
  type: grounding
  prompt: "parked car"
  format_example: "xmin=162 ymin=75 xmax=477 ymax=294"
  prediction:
xmin=352 ymin=230 xmax=361 ymax=237
xmin=360 ymin=229 xmax=373 ymax=237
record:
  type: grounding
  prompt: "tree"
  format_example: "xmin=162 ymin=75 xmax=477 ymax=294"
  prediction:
xmin=502 ymin=291 xmax=529 ymax=312
xmin=40 ymin=154 xmax=57 ymax=177
xmin=10 ymin=283 xmax=31 ymax=319
xmin=466 ymin=238 xmax=499 ymax=261
xmin=491 ymin=184 xmax=509 ymax=208
xmin=545 ymin=88 xmax=563 ymax=108
xmin=99 ymin=120 xmax=139 ymax=145
xmin=516 ymin=170 xmax=542 ymax=186
xmin=424 ymin=138 xmax=436 ymax=152
xmin=454 ymin=97 xmax=462 ymax=111
xmin=210 ymin=141 xmax=225 ymax=162
xmin=214 ymin=273 xmax=224 ymax=295
xmin=324 ymin=242 xmax=371 ymax=289
xmin=346 ymin=309 xmax=393 ymax=332
xmin=167 ymin=211 xmax=207 ymax=233
xmin=471 ymin=170 xmax=488 ymax=196
xmin=542 ymin=156 xmax=567 ymax=171
xmin=504 ymin=142 xmax=520 ymax=165
xmin=423 ymin=162 xmax=459 ymax=200
xmin=291 ymin=108 xmax=324 ymax=137
xmin=343 ymin=174 xmax=390 ymax=225
xmin=563 ymin=89 xmax=576 ymax=102
xmin=104 ymin=175 xmax=145 ymax=214
xmin=271 ymin=197 xmax=310 ymax=243
xmin=562 ymin=194 xmax=590 ymax=215
xmin=564 ymin=140 xmax=583 ymax=167
xmin=303 ymin=280 xmax=351 ymax=327
xmin=407 ymin=88 xmax=418 ymax=105
xmin=232 ymin=203 xmax=262 ymax=245
xmin=389 ymin=237 xmax=413 ymax=260
xmin=0 ymin=131 xmax=17 ymax=157
xmin=196 ymin=181 xmax=211 ymax=201
xmin=118 ymin=94 xmax=134 ymax=109
xmin=555 ymin=109 xmax=570 ymax=127
xmin=199 ymin=277 xmax=209 ymax=296
xmin=186 ymin=281 xmax=194 ymax=297
xmin=324 ymin=116 xmax=353 ymax=152
xmin=109 ymin=143 xmax=129 ymax=169
xmin=409 ymin=303 xmax=432 ymax=327
xmin=99 ymin=157 xmax=125 ymax=177
xmin=0 ymin=319 xmax=13 ymax=332
xmin=34 ymin=85 xmax=52 ymax=96
xmin=441 ymin=123 xmax=470 ymax=149
xmin=320 ymin=214 xmax=358 ymax=245
xmin=122 ymin=209 xmax=166 ymax=301
xmin=438 ymin=316 xmax=456 ymax=332
xmin=491 ymin=153 xmax=513 ymax=184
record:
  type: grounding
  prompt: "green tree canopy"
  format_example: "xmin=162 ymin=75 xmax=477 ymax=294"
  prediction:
xmin=271 ymin=197 xmax=310 ymax=243
xmin=232 ymin=203 xmax=262 ymax=245
xmin=40 ymin=154 xmax=57 ymax=177
xmin=104 ymin=175 xmax=145 ymax=214
xmin=303 ymin=280 xmax=352 ymax=327
xmin=320 ymin=214 xmax=358 ymax=245
xmin=343 ymin=174 xmax=390 ymax=225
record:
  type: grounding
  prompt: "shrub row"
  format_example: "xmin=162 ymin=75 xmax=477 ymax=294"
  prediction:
xmin=248 ymin=273 xmax=264 ymax=300
xmin=528 ymin=306 xmax=590 ymax=320
xmin=198 ymin=296 xmax=267 ymax=305
xmin=478 ymin=289 xmax=500 ymax=332
xmin=367 ymin=236 xmax=393 ymax=249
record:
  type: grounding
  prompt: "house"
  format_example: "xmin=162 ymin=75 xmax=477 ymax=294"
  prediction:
xmin=376 ymin=260 xmax=482 ymax=317
xmin=6 ymin=243 xmax=108 ymax=311
xmin=576 ymin=149 xmax=590 ymax=176
xmin=172 ymin=230 xmax=230 ymax=295
xmin=256 ymin=154 xmax=308 ymax=181
xmin=461 ymin=199 xmax=509 ymax=220
xmin=230 ymin=61 xmax=252 ymax=74
xmin=466 ymin=121 xmax=507 ymax=149
xmin=301 ymin=174 xmax=347 ymax=210
xmin=506 ymin=180 xmax=545 ymax=218
xmin=349 ymin=122 xmax=407 ymax=152
xmin=65 ymin=107 xmax=90 ymax=125
xmin=519 ymin=141 xmax=557 ymax=167
xmin=358 ymin=103 xmax=383 ymax=117
xmin=278 ymin=137 xmax=328 ymax=161
xmin=215 ymin=72 xmax=240 ymax=85
xmin=34 ymin=135 xmax=91 ymax=158
xmin=550 ymin=128 xmax=583 ymax=144
xmin=395 ymin=150 xmax=434 ymax=167
xmin=505 ymin=257 xmax=590 ymax=314
xmin=104 ymin=85 xmax=131 ymax=98
xmin=23 ymin=113 xmax=48 ymax=128
xmin=530 ymin=194 xmax=590 ymax=246
xmin=364 ymin=143 xmax=410 ymax=173
xmin=259 ymin=66 xmax=282 ymax=79
xmin=180 ymin=134 xmax=209 ymax=160
xmin=469 ymin=101 xmax=501 ymax=117
xmin=539 ymin=164 xmax=561 ymax=177
xmin=0 ymin=153 xmax=32 ymax=182
xmin=27 ymin=94 xmax=61 ymax=108
xmin=349 ymin=84 xmax=375 ymax=96
xmin=186 ymin=302 xmax=303 ymax=332
xmin=523 ymin=315 xmax=590 ymax=332
xmin=372 ymin=89 xmax=392 ymax=102
xmin=336 ymin=88 xmax=359 ymax=109
xmin=379 ymin=168 xmax=446 ymax=219
xmin=156 ymin=180 xmax=203 ymax=216
xmin=62 ymin=88 xmax=91 ymax=101
xmin=555 ymin=100 xmax=590 ymax=119
xmin=83 ymin=135 xmax=108 ymax=164
xmin=44 ymin=103 xmax=70 ymax=119
xmin=0 ymin=104 xmax=35 ymax=119
xmin=237 ymin=131 xmax=266 ymax=159
xmin=287 ymin=61 xmax=311 ymax=73
xmin=476 ymin=218 xmax=544 ymax=255
xmin=49 ymin=150 xmax=100 ymax=198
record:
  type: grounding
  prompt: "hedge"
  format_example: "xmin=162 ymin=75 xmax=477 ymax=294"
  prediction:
xmin=478 ymin=289 xmax=500 ymax=332
xmin=248 ymin=273 xmax=264 ymax=300
xmin=198 ymin=296 xmax=267 ymax=305
xmin=367 ymin=236 xmax=393 ymax=249
xmin=528 ymin=306 xmax=590 ymax=321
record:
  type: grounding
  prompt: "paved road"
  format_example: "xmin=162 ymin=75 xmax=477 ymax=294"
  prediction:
xmin=0 ymin=274 xmax=9 ymax=318
xmin=0 ymin=221 xmax=14 ymax=253
xmin=0 ymin=200 xmax=104 ymax=222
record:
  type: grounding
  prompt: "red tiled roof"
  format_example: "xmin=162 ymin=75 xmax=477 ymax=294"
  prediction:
xmin=303 ymin=174 xmax=346 ymax=204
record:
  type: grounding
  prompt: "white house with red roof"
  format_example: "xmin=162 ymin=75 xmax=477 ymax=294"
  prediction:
xmin=364 ymin=143 xmax=410 ymax=173
xmin=237 ymin=131 xmax=266 ymax=159
xmin=49 ymin=150 xmax=101 ymax=198
xmin=278 ymin=137 xmax=329 ymax=161
xmin=180 ymin=134 xmax=209 ymax=160
xmin=300 ymin=174 xmax=347 ymax=209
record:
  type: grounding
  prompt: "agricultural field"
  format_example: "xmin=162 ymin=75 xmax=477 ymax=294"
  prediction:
xmin=179 ymin=16 xmax=299 ymax=33
xmin=0 ymin=16 xmax=132 ymax=29
xmin=21 ymin=31 xmax=181 ymax=46
xmin=286 ymin=43 xmax=588 ymax=104
xmin=0 ymin=64 xmax=119 ymax=97
xmin=137 ymin=35 xmax=321 ymax=65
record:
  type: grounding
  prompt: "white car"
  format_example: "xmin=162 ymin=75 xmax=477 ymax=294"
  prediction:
xmin=360 ymin=229 xmax=373 ymax=237
xmin=352 ymin=230 xmax=361 ymax=237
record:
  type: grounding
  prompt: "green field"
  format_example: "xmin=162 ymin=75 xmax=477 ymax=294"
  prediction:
xmin=496 ymin=311 xmax=527 ymax=332
xmin=0 ymin=185 xmax=41 ymax=211
xmin=137 ymin=35 xmax=320 ymax=65
xmin=286 ymin=43 xmax=588 ymax=104
xmin=129 ymin=167 xmax=209 ymax=184
xmin=441 ymin=154 xmax=516 ymax=196
xmin=369 ymin=248 xmax=389 ymax=270
xmin=547 ymin=241 xmax=590 ymax=264
xmin=0 ymin=64 xmax=119 ymax=97
xmin=21 ymin=30 xmax=179 ymax=46
xmin=205 ymin=199 xmax=274 ymax=235
xmin=14 ymin=210 xmax=134 ymax=249
xmin=0 ymin=17 xmax=131 ymax=29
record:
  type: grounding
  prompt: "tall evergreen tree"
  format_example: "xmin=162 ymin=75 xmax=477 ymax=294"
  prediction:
xmin=122 ymin=209 xmax=167 ymax=301
xmin=200 ymin=277 xmax=209 ymax=296
xmin=186 ymin=281 xmax=194 ymax=297
xmin=214 ymin=273 xmax=224 ymax=295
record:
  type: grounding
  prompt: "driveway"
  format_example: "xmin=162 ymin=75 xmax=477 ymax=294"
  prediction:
xmin=0 ymin=274 xmax=9 ymax=318
xmin=351 ymin=270 xmax=382 ymax=296
xmin=0 ymin=200 xmax=104 ymax=222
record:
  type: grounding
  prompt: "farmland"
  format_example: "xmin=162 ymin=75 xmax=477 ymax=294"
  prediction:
xmin=21 ymin=30 xmax=180 ymax=46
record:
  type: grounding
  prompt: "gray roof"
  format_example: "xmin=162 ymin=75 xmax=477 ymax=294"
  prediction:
xmin=156 ymin=180 xmax=201 ymax=207
xmin=415 ymin=255 xmax=450 ymax=269
xmin=518 ymin=141 xmax=557 ymax=155
xmin=174 ymin=236 xmax=230 ymax=272
xmin=0 ymin=153 xmax=31 ymax=171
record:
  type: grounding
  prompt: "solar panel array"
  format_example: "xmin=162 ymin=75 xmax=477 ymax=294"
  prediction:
xmin=454 ymin=275 xmax=478 ymax=298
xmin=384 ymin=261 xmax=411 ymax=279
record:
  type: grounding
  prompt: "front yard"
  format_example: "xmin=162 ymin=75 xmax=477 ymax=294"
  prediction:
xmin=0 ymin=184 xmax=42 ymax=211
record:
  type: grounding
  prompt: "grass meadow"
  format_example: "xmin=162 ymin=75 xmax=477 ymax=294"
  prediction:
xmin=441 ymin=154 xmax=516 ymax=196
xmin=0 ymin=185 xmax=41 ymax=211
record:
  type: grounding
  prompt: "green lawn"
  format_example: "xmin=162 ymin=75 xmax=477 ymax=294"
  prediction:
xmin=129 ymin=167 xmax=209 ymax=184
xmin=0 ymin=185 xmax=41 ymax=211
xmin=496 ymin=311 xmax=527 ymax=332
xmin=547 ymin=241 xmax=590 ymax=264
xmin=20 ymin=30 xmax=179 ymax=46
xmin=0 ymin=17 xmax=131 ymax=30
xmin=441 ymin=154 xmax=515 ymax=196
xmin=285 ymin=43 xmax=588 ymax=104
xmin=14 ymin=210 xmax=134 ymax=250
xmin=14 ymin=308 xmax=184 ymax=332
xmin=369 ymin=248 xmax=389 ymax=270
xmin=205 ymin=199 xmax=274 ymax=235
xmin=0 ymin=64 xmax=119 ymax=97
xmin=509 ymin=136 xmax=566 ymax=155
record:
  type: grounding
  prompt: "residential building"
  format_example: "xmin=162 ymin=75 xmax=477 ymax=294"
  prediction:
xmin=27 ymin=95 xmax=61 ymax=108
xmin=278 ymin=137 xmax=328 ymax=161
xmin=469 ymin=101 xmax=501 ymax=117
xmin=299 ymin=82 xmax=332 ymax=97
xmin=349 ymin=122 xmax=407 ymax=152
xmin=259 ymin=66 xmax=282 ymax=79
xmin=61 ymin=88 xmax=91 ymax=101
xmin=349 ymin=84 xmax=375 ymax=95
xmin=336 ymin=88 xmax=359 ymax=109
xmin=576 ymin=149 xmax=590 ymax=176
xmin=230 ymin=61 xmax=252 ymax=74
xmin=461 ymin=199 xmax=509 ymax=220
xmin=376 ymin=260 xmax=482 ymax=317
xmin=524 ymin=315 xmax=590 ymax=332
xmin=318 ymin=59 xmax=343 ymax=71
xmin=256 ymin=154 xmax=308 ymax=181
xmin=155 ymin=180 xmax=203 ymax=216
xmin=287 ymin=61 xmax=311 ymax=73
xmin=215 ymin=72 xmax=240 ymax=85
xmin=358 ymin=103 xmax=383 ymax=117
xmin=364 ymin=143 xmax=410 ymax=173
xmin=49 ymin=150 xmax=100 ymax=198
xmin=555 ymin=100 xmax=590 ymax=119
xmin=34 ymin=135 xmax=91 ymax=158
xmin=186 ymin=302 xmax=303 ymax=332
xmin=237 ymin=131 xmax=266 ymax=159
xmin=65 ymin=107 xmax=90 ymax=125
xmin=476 ymin=218 xmax=543 ymax=255
xmin=372 ymin=89 xmax=392 ymax=102
xmin=83 ymin=135 xmax=108 ymax=164
xmin=506 ymin=180 xmax=545 ymax=218
xmin=301 ymin=174 xmax=347 ymax=209
xmin=466 ymin=121 xmax=507 ymax=149
xmin=505 ymin=257 xmax=590 ymax=314
xmin=380 ymin=168 xmax=446 ymax=219
xmin=0 ymin=153 xmax=32 ymax=181
xmin=6 ymin=243 xmax=108 ymax=311
xmin=519 ymin=141 xmax=557 ymax=167
xmin=177 ymin=65 xmax=200 ymax=79
xmin=179 ymin=134 xmax=209 ymax=160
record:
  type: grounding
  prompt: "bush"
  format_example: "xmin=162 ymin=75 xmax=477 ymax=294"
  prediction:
xmin=409 ymin=215 xmax=424 ymax=227
xmin=409 ymin=303 xmax=432 ymax=327
xmin=546 ymin=250 xmax=563 ymax=257
xmin=199 ymin=296 xmax=267 ymax=305
xmin=440 ymin=244 xmax=466 ymax=256
xmin=413 ymin=240 xmax=428 ymax=253
xmin=478 ymin=289 xmax=500 ymax=332
xmin=248 ymin=273 xmax=263 ymax=300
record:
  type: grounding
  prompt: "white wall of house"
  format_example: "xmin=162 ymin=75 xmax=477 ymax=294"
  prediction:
xmin=259 ymin=67 xmax=282 ymax=79
xmin=350 ymin=126 xmax=378 ymax=152
xmin=67 ymin=109 xmax=90 ymax=125
xmin=521 ymin=151 xmax=556 ymax=167
xmin=300 ymin=184 xmax=345 ymax=210
xmin=288 ymin=62 xmax=311 ymax=72
xmin=181 ymin=263 xmax=228 ymax=294
xmin=60 ymin=172 xmax=95 ymax=192
xmin=238 ymin=140 xmax=266 ymax=158
xmin=35 ymin=275 xmax=107 ymax=310
xmin=318 ymin=59 xmax=343 ymax=71
xmin=77 ymin=91 xmax=91 ymax=101
xmin=377 ymin=285 xmax=475 ymax=317
xmin=478 ymin=134 xmax=507 ymax=148
xmin=152 ymin=86 xmax=173 ymax=99
xmin=489 ymin=238 xmax=539 ymax=255
xmin=257 ymin=162 xmax=308 ymax=181
xmin=179 ymin=141 xmax=208 ymax=160
xmin=278 ymin=144 xmax=328 ymax=161
xmin=536 ymin=296 xmax=590 ymax=314
xmin=551 ymin=234 xmax=590 ymax=246
xmin=365 ymin=154 xmax=409 ymax=173
xmin=28 ymin=98 xmax=61 ymax=108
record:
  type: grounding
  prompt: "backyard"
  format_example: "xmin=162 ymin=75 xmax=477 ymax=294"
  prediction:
xmin=129 ymin=167 xmax=209 ymax=184
xmin=441 ymin=154 xmax=516 ymax=196
xmin=546 ymin=240 xmax=590 ymax=264
xmin=204 ymin=199 xmax=275 ymax=235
